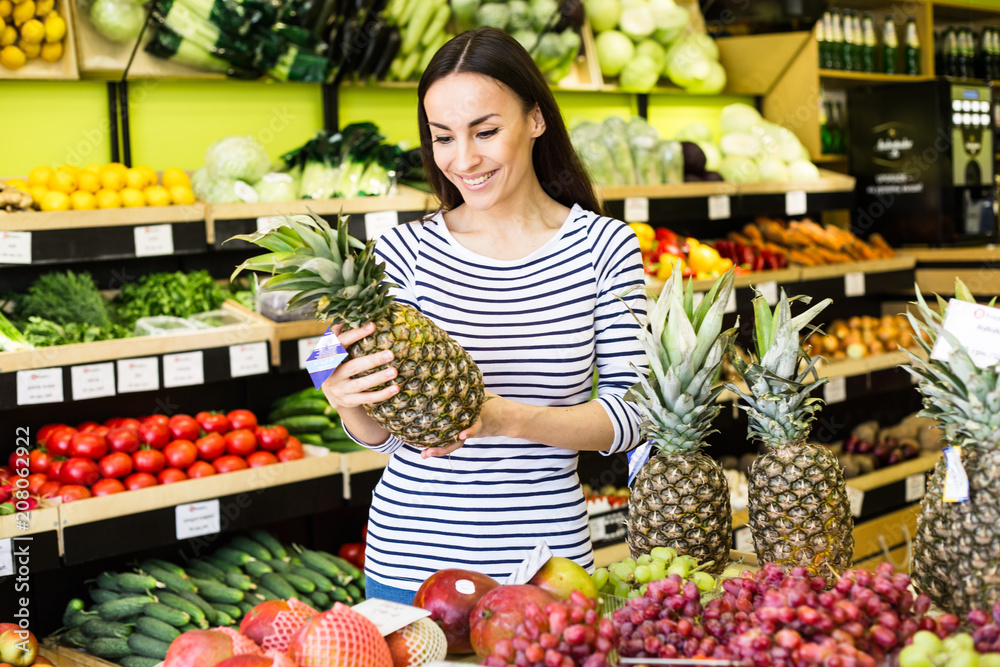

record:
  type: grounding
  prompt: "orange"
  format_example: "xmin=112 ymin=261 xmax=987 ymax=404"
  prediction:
xmin=46 ymin=169 xmax=76 ymax=194
xmin=94 ymin=189 xmax=121 ymax=209
xmin=76 ymin=170 xmax=100 ymax=193
xmin=161 ymin=167 xmax=190 ymax=189
xmin=120 ymin=187 xmax=145 ymax=207
xmin=69 ymin=191 xmax=96 ymax=210
xmin=169 ymin=185 xmax=194 ymax=205
xmin=143 ymin=185 xmax=170 ymax=207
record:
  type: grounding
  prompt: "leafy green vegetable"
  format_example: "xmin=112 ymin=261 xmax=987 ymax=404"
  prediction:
xmin=114 ymin=271 xmax=227 ymax=328
xmin=0 ymin=310 xmax=32 ymax=351
xmin=18 ymin=271 xmax=112 ymax=329
xmin=22 ymin=317 xmax=130 ymax=348
xmin=89 ymin=0 xmax=147 ymax=43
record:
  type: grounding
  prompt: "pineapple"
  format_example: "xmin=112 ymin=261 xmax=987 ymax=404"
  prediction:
xmin=726 ymin=289 xmax=854 ymax=575
xmin=231 ymin=213 xmax=485 ymax=448
xmin=903 ymin=280 xmax=1000 ymax=617
xmin=625 ymin=264 xmax=737 ymax=574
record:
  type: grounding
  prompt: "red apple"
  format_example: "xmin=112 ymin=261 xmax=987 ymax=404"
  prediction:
xmin=527 ymin=556 xmax=599 ymax=600
xmin=214 ymin=657 xmax=273 ymax=667
xmin=163 ymin=630 xmax=233 ymax=667
xmin=412 ymin=569 xmax=499 ymax=654
xmin=469 ymin=584 xmax=557 ymax=657
xmin=0 ymin=628 xmax=37 ymax=667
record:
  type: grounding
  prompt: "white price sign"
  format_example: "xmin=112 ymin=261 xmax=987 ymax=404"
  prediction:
xmin=623 ymin=197 xmax=649 ymax=223
xmin=759 ymin=281 xmax=779 ymax=306
xmin=229 ymin=342 xmax=269 ymax=377
xmin=708 ymin=194 xmax=731 ymax=220
xmin=351 ymin=599 xmax=431 ymax=637
xmin=785 ymin=190 xmax=807 ymax=216
xmin=175 ymin=500 xmax=221 ymax=540
xmin=364 ymin=210 xmax=399 ymax=241
xmin=298 ymin=336 xmax=321 ymax=370
xmin=931 ymin=299 xmax=1000 ymax=369
xmin=71 ymin=362 xmax=116 ymax=401
xmin=906 ymin=473 xmax=926 ymax=503
xmin=17 ymin=368 xmax=64 ymax=406
xmin=588 ymin=515 xmax=607 ymax=542
xmin=0 ymin=231 xmax=31 ymax=264
xmin=844 ymin=272 xmax=866 ymax=297
xmin=163 ymin=351 xmax=204 ymax=388
xmin=0 ymin=539 xmax=12 ymax=578
xmin=725 ymin=288 xmax=738 ymax=314
xmin=847 ymin=486 xmax=865 ymax=517
xmin=824 ymin=376 xmax=847 ymax=404
xmin=734 ymin=527 xmax=753 ymax=552
xmin=117 ymin=357 xmax=159 ymax=394
xmin=134 ymin=224 xmax=174 ymax=257
xmin=256 ymin=216 xmax=281 ymax=231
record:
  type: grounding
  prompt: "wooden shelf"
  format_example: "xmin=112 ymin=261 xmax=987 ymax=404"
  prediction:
xmin=598 ymin=182 xmax=737 ymax=201
xmin=898 ymin=245 xmax=1000 ymax=262
xmin=932 ymin=0 xmax=1000 ymax=20
xmin=797 ymin=255 xmax=916 ymax=280
xmin=225 ymin=299 xmax=328 ymax=369
xmin=0 ymin=203 xmax=206 ymax=232
xmin=819 ymin=69 xmax=934 ymax=83
xmin=814 ymin=154 xmax=849 ymax=163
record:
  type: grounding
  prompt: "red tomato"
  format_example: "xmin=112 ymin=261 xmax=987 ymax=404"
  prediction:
xmin=164 ymin=440 xmax=197 ymax=469
xmin=141 ymin=414 xmax=170 ymax=428
xmin=123 ymin=473 xmax=158 ymax=490
xmin=213 ymin=455 xmax=248 ymax=474
xmin=168 ymin=414 xmax=200 ymax=441
xmin=195 ymin=433 xmax=226 ymax=462
xmin=91 ymin=478 xmax=126 ymax=496
xmin=57 ymin=484 xmax=92 ymax=502
xmin=91 ymin=426 xmax=111 ymax=438
xmin=104 ymin=417 xmax=124 ymax=429
xmin=338 ymin=542 xmax=365 ymax=568
xmin=158 ymin=468 xmax=188 ymax=484
xmin=8 ymin=450 xmax=27 ymax=473
xmin=37 ymin=423 xmax=68 ymax=445
xmin=77 ymin=421 xmax=100 ymax=432
xmin=133 ymin=449 xmax=166 ymax=474
xmin=26 ymin=473 xmax=48 ymax=495
xmin=38 ymin=480 xmax=61 ymax=498
xmin=254 ymin=425 xmax=289 ymax=452
xmin=227 ymin=409 xmax=258 ymax=431
xmin=98 ymin=452 xmax=133 ymax=479
xmin=186 ymin=461 xmax=216 ymax=478
xmin=246 ymin=451 xmax=277 ymax=468
xmin=225 ymin=429 xmax=257 ymax=457
xmin=276 ymin=447 xmax=303 ymax=462
xmin=285 ymin=436 xmax=303 ymax=453
xmin=48 ymin=459 xmax=65 ymax=480
xmin=28 ymin=449 xmax=52 ymax=475
xmin=138 ymin=422 xmax=170 ymax=450
xmin=106 ymin=428 xmax=141 ymax=454
xmin=197 ymin=411 xmax=231 ymax=435
xmin=59 ymin=457 xmax=100 ymax=486
xmin=70 ymin=432 xmax=108 ymax=460
xmin=46 ymin=427 xmax=77 ymax=457
xmin=117 ymin=418 xmax=142 ymax=433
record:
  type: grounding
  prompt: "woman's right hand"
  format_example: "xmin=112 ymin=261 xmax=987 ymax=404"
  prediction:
xmin=320 ymin=322 xmax=399 ymax=411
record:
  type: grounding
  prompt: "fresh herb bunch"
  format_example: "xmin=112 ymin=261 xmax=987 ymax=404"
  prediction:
xmin=18 ymin=271 xmax=112 ymax=329
xmin=114 ymin=270 xmax=227 ymax=327
xmin=22 ymin=317 xmax=131 ymax=347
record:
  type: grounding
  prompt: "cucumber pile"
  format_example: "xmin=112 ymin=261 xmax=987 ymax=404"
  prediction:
xmin=268 ymin=387 xmax=365 ymax=453
xmin=54 ymin=529 xmax=365 ymax=666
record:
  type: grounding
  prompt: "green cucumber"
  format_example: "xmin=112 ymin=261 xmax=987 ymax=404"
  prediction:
xmin=173 ymin=589 xmax=219 ymax=624
xmin=260 ymin=572 xmax=296 ymax=599
xmin=224 ymin=571 xmax=255 ymax=592
xmin=66 ymin=610 xmax=94 ymax=628
xmin=291 ymin=565 xmax=334 ymax=592
xmin=118 ymin=572 xmax=162 ymax=593
xmin=61 ymin=627 xmax=88 ymax=648
xmin=144 ymin=565 xmax=197 ymax=593
xmin=279 ymin=571 xmax=316 ymax=595
xmin=97 ymin=596 xmax=154 ymax=621
xmin=214 ymin=547 xmax=255 ymax=567
xmin=298 ymin=548 xmax=351 ymax=586
xmin=273 ymin=415 xmax=334 ymax=434
xmin=135 ymin=616 xmax=182 ymax=643
xmin=297 ymin=432 xmax=325 ymax=446
xmin=270 ymin=387 xmax=322 ymax=410
xmin=178 ymin=623 xmax=198 ymax=633
xmin=322 ymin=553 xmax=362 ymax=580
xmin=213 ymin=610 xmax=236 ymax=626
xmin=243 ymin=560 xmax=274 ymax=578
xmin=229 ymin=535 xmax=272 ymax=561
xmin=254 ymin=586 xmax=281 ymax=601
xmin=212 ymin=602 xmax=243 ymax=620
xmin=266 ymin=558 xmax=290 ymax=573
xmin=320 ymin=425 xmax=346 ymax=441
xmin=89 ymin=588 xmax=122 ymax=605
xmin=143 ymin=602 xmax=190 ymax=627
xmin=330 ymin=587 xmax=353 ymax=604
xmin=120 ymin=656 xmax=164 ymax=667
xmin=87 ymin=636 xmax=132 ymax=659
xmin=156 ymin=592 xmax=207 ymax=627
xmin=62 ymin=598 xmax=86 ymax=626
xmin=189 ymin=578 xmax=244 ymax=604
xmin=248 ymin=529 xmax=289 ymax=559
xmin=320 ymin=440 xmax=365 ymax=453
xmin=141 ymin=558 xmax=187 ymax=577
xmin=309 ymin=590 xmax=331 ymax=608
xmin=346 ymin=583 xmax=362 ymax=599
xmin=187 ymin=558 xmax=227 ymax=580
xmin=267 ymin=399 xmax=335 ymax=422
xmin=238 ymin=600 xmax=256 ymax=616
xmin=185 ymin=562 xmax=225 ymax=582
xmin=81 ymin=618 xmax=133 ymax=639
xmin=128 ymin=633 xmax=171 ymax=660
xmin=205 ymin=555 xmax=243 ymax=575
xmin=96 ymin=571 xmax=122 ymax=591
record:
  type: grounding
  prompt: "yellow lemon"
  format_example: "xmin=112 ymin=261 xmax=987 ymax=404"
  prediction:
xmin=143 ymin=185 xmax=170 ymax=207
xmin=76 ymin=170 xmax=100 ymax=193
xmin=28 ymin=165 xmax=53 ymax=187
xmin=136 ymin=165 xmax=158 ymax=186
xmin=95 ymin=189 xmax=121 ymax=209
xmin=120 ymin=188 xmax=145 ymax=207
xmin=0 ymin=1 xmax=11 ymax=18
xmin=11 ymin=0 xmax=32 ymax=25
xmin=33 ymin=0 xmax=51 ymax=15
xmin=0 ymin=43 xmax=24 ymax=68
xmin=57 ymin=163 xmax=79 ymax=174
xmin=161 ymin=168 xmax=191 ymax=189
xmin=82 ymin=162 xmax=102 ymax=174
xmin=0 ymin=17 xmax=4 ymax=32
xmin=99 ymin=166 xmax=124 ymax=191
xmin=40 ymin=190 xmax=69 ymax=212
xmin=0 ymin=25 xmax=16 ymax=47
xmin=124 ymin=167 xmax=147 ymax=190
xmin=28 ymin=185 xmax=47 ymax=207
xmin=69 ymin=191 xmax=96 ymax=210
xmin=39 ymin=39 xmax=60 ymax=61
xmin=19 ymin=17 xmax=41 ymax=43
xmin=42 ymin=10 xmax=63 ymax=42
xmin=46 ymin=169 xmax=75 ymax=194
xmin=169 ymin=185 xmax=195 ymax=205
xmin=18 ymin=38 xmax=39 ymax=59
xmin=4 ymin=178 xmax=28 ymax=191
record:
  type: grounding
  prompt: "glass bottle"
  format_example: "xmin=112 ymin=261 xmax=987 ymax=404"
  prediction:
xmin=882 ymin=16 xmax=898 ymax=74
xmin=833 ymin=101 xmax=847 ymax=155
xmin=842 ymin=11 xmax=854 ymax=71
xmin=852 ymin=13 xmax=864 ymax=71
xmin=831 ymin=10 xmax=844 ymax=70
xmin=904 ymin=17 xmax=921 ymax=76
xmin=820 ymin=98 xmax=832 ymax=155
xmin=945 ymin=27 xmax=958 ymax=77
xmin=862 ymin=13 xmax=877 ymax=73
xmin=816 ymin=15 xmax=827 ymax=68
xmin=822 ymin=12 xmax=835 ymax=69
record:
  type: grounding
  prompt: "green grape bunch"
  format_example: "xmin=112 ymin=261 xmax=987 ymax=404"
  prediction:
xmin=592 ymin=547 xmax=717 ymax=600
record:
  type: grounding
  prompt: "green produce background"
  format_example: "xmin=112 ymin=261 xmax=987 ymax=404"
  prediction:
xmin=0 ymin=80 xmax=751 ymax=176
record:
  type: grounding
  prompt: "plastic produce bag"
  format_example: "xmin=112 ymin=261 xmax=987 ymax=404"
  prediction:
xmin=601 ymin=116 xmax=637 ymax=185
xmin=627 ymin=117 xmax=661 ymax=185
xmin=658 ymin=140 xmax=684 ymax=184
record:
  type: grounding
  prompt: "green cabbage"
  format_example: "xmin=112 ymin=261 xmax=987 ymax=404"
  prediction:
xmin=508 ymin=0 xmax=532 ymax=30
xmin=595 ymin=29 xmax=634 ymax=77
xmin=758 ymin=158 xmax=790 ymax=183
xmin=719 ymin=156 xmax=760 ymax=183
xmin=530 ymin=0 xmax=558 ymax=31
xmin=684 ymin=61 xmax=726 ymax=94
xmin=476 ymin=3 xmax=510 ymax=29
xmin=253 ymin=172 xmax=298 ymax=202
xmin=664 ymin=36 xmax=713 ymax=88
xmin=635 ymin=39 xmax=667 ymax=72
xmin=89 ymin=0 xmax=145 ymax=43
xmin=720 ymin=132 xmax=763 ymax=159
xmin=696 ymin=141 xmax=722 ymax=172
xmin=788 ymin=159 xmax=820 ymax=181
xmin=719 ymin=103 xmax=763 ymax=135
xmin=619 ymin=55 xmax=660 ymax=93
xmin=675 ymin=122 xmax=713 ymax=143
xmin=649 ymin=0 xmax=689 ymax=44
xmin=204 ymin=136 xmax=272 ymax=182
xmin=619 ymin=3 xmax=654 ymax=41
xmin=601 ymin=116 xmax=637 ymax=184
xmin=585 ymin=0 xmax=620 ymax=32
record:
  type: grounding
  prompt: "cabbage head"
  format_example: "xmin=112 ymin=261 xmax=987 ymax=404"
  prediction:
xmin=758 ymin=158 xmax=790 ymax=183
xmin=253 ymin=173 xmax=299 ymax=202
xmin=675 ymin=122 xmax=713 ymax=143
xmin=788 ymin=159 xmax=821 ymax=181
xmin=585 ymin=0 xmax=620 ymax=32
xmin=89 ymin=0 xmax=145 ymax=43
xmin=696 ymin=141 xmax=722 ymax=172
xmin=619 ymin=3 xmax=655 ymax=41
xmin=635 ymin=39 xmax=667 ymax=72
xmin=719 ymin=156 xmax=760 ymax=183
xmin=595 ymin=30 xmax=634 ymax=77
xmin=683 ymin=60 xmax=726 ymax=94
xmin=649 ymin=0 xmax=688 ymax=44
xmin=719 ymin=103 xmax=763 ymax=135
xmin=619 ymin=55 xmax=660 ymax=93
xmin=204 ymin=136 xmax=272 ymax=182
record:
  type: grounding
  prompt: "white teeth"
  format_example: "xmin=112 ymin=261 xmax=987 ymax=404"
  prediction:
xmin=462 ymin=171 xmax=495 ymax=186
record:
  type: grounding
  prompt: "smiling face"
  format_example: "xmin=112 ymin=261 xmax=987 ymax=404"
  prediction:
xmin=423 ymin=72 xmax=545 ymax=213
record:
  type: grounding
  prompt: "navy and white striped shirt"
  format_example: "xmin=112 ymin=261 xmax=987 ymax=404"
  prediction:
xmin=354 ymin=204 xmax=648 ymax=590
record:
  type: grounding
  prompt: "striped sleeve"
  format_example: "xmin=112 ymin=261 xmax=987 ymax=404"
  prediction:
xmin=588 ymin=216 xmax=648 ymax=455
xmin=341 ymin=419 xmax=406 ymax=455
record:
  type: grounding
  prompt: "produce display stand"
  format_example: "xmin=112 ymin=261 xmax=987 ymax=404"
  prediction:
xmin=899 ymin=246 xmax=1000 ymax=297
xmin=0 ymin=503 xmax=62 ymax=574
xmin=224 ymin=299 xmax=329 ymax=370
xmin=0 ymin=0 xmax=80 ymax=80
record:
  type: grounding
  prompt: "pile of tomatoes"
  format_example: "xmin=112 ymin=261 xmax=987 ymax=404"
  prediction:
xmin=6 ymin=410 xmax=306 ymax=504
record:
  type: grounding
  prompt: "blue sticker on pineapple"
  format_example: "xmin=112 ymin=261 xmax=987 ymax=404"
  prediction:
xmin=305 ymin=326 xmax=348 ymax=389
xmin=627 ymin=442 xmax=652 ymax=487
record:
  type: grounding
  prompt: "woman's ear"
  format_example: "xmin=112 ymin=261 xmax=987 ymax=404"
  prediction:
xmin=530 ymin=105 xmax=546 ymax=138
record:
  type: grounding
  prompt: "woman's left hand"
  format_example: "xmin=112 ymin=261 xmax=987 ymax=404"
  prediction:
xmin=420 ymin=391 xmax=509 ymax=458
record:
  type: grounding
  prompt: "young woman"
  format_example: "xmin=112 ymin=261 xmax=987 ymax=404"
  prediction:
xmin=321 ymin=26 xmax=648 ymax=605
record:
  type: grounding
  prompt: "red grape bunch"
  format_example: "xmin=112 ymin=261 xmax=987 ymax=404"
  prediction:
xmin=967 ymin=603 xmax=1000 ymax=654
xmin=612 ymin=574 xmax=718 ymax=660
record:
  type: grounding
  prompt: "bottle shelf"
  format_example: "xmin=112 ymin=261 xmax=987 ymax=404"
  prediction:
xmin=819 ymin=69 xmax=934 ymax=83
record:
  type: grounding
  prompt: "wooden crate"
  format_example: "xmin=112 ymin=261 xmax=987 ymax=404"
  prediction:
xmin=0 ymin=0 xmax=79 ymax=80
xmin=0 ymin=200 xmax=207 ymax=232
xmin=552 ymin=17 xmax=602 ymax=91
xmin=40 ymin=643 xmax=118 ymax=667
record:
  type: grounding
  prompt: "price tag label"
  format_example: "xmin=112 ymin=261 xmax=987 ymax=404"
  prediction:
xmin=71 ymin=362 xmax=116 ymax=401
xmin=17 ymin=368 xmax=64 ymax=406
xmin=0 ymin=539 xmax=12 ymax=578
xmin=134 ymin=224 xmax=174 ymax=257
xmin=364 ymin=210 xmax=399 ymax=241
xmin=233 ymin=180 xmax=258 ymax=203
xmin=0 ymin=231 xmax=31 ymax=264
xmin=824 ymin=376 xmax=847 ymax=404
xmin=759 ymin=281 xmax=779 ymax=306
xmin=229 ymin=342 xmax=269 ymax=377
xmin=351 ymin=599 xmax=431 ymax=636
xmin=163 ymin=351 xmax=204 ymax=388
xmin=708 ymin=194 xmax=731 ymax=220
xmin=506 ymin=542 xmax=553 ymax=585
xmin=117 ymin=357 xmax=159 ymax=394
xmin=785 ymin=190 xmax=808 ymax=216
xmin=725 ymin=288 xmax=738 ymax=314
xmin=175 ymin=500 xmax=221 ymax=540
xmin=624 ymin=197 xmax=650 ymax=223
xmin=844 ymin=272 xmax=866 ymax=297
xmin=734 ymin=527 xmax=753 ymax=552
xmin=847 ymin=486 xmax=865 ymax=517
xmin=588 ymin=515 xmax=607 ymax=542
xmin=298 ymin=336 xmax=321 ymax=370
xmin=905 ymin=473 xmax=926 ymax=503
xmin=256 ymin=216 xmax=281 ymax=231
xmin=931 ymin=299 xmax=1000 ymax=369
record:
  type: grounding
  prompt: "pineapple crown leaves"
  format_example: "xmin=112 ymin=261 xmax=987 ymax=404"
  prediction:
xmin=227 ymin=210 xmax=397 ymax=326
xmin=625 ymin=262 xmax=739 ymax=454
xmin=725 ymin=287 xmax=832 ymax=449
xmin=901 ymin=279 xmax=1000 ymax=448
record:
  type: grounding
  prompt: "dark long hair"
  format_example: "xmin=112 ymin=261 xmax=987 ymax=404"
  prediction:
xmin=417 ymin=27 xmax=601 ymax=215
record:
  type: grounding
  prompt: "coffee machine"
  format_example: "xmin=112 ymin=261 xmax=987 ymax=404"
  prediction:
xmin=848 ymin=79 xmax=997 ymax=246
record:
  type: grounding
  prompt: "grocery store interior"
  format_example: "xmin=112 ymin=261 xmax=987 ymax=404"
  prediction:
xmin=2 ymin=0 xmax=1000 ymax=664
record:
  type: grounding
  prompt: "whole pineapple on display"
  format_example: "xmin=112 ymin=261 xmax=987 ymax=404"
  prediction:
xmin=231 ymin=213 xmax=485 ymax=448
xmin=625 ymin=264 xmax=737 ymax=575
xmin=903 ymin=280 xmax=1000 ymax=617
xmin=726 ymin=289 xmax=854 ymax=575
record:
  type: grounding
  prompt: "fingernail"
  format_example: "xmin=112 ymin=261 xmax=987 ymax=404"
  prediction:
xmin=367 ymin=322 xmax=375 ymax=331
xmin=386 ymin=368 xmax=396 ymax=378
xmin=383 ymin=351 xmax=394 ymax=361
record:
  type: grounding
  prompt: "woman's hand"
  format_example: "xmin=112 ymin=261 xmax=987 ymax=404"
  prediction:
xmin=320 ymin=322 xmax=399 ymax=410
xmin=420 ymin=391 xmax=513 ymax=458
